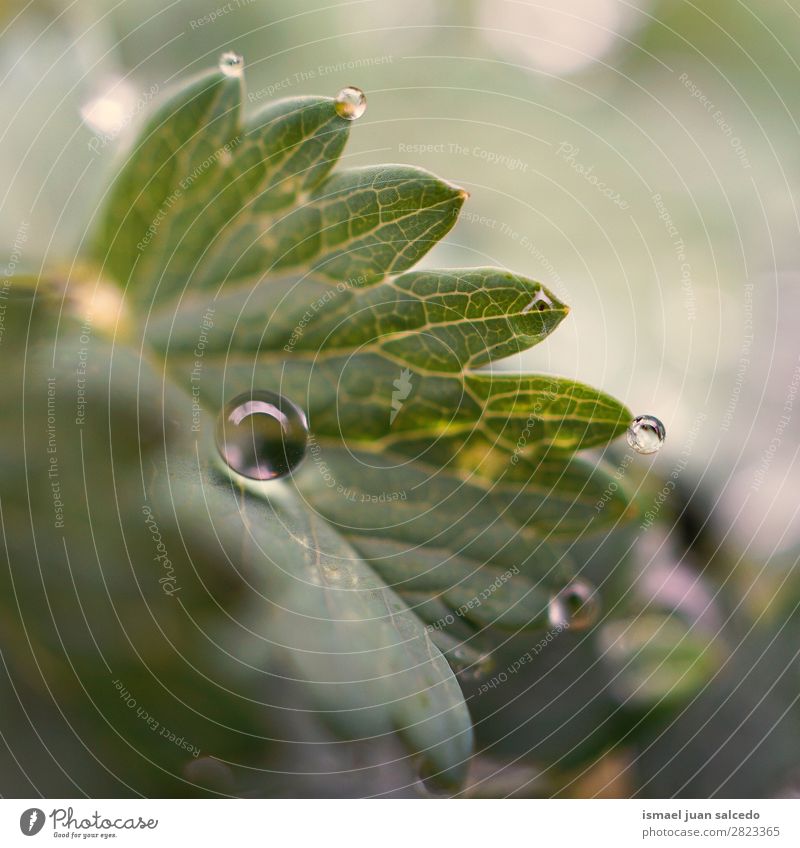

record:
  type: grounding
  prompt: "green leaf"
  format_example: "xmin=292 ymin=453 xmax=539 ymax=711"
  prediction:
xmin=4 ymin=57 xmax=636 ymax=793
xmin=255 ymin=165 xmax=466 ymax=284
xmin=0 ymin=289 xmax=473 ymax=791
xmin=598 ymin=614 xmax=720 ymax=707
xmin=294 ymin=443 xmax=566 ymax=631
xmin=0 ymin=297 xmax=266 ymax=792
xmin=291 ymin=267 xmax=569 ymax=370
xmin=91 ymin=74 xmax=464 ymax=304
xmin=293 ymin=440 xmax=631 ymax=633
xmin=92 ymin=70 xmax=244 ymax=299
xmin=147 ymin=268 xmax=568 ymax=370
xmin=160 ymin=445 xmax=474 ymax=789
xmin=178 ymin=356 xmax=628 ymax=458
xmin=297 ymin=438 xmax=631 ymax=541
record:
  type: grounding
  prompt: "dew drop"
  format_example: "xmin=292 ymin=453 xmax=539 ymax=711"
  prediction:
xmin=334 ymin=86 xmax=367 ymax=120
xmin=215 ymin=390 xmax=308 ymax=481
xmin=626 ymin=414 xmax=666 ymax=455
xmin=548 ymin=579 xmax=599 ymax=631
xmin=219 ymin=51 xmax=244 ymax=77
xmin=522 ymin=287 xmax=554 ymax=313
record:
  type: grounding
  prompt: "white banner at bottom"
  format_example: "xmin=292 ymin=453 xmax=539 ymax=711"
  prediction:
xmin=2 ymin=799 xmax=798 ymax=847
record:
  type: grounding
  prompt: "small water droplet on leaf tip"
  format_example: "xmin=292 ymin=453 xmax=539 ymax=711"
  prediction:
xmin=522 ymin=287 xmax=554 ymax=313
xmin=626 ymin=414 xmax=666 ymax=455
xmin=334 ymin=86 xmax=367 ymax=120
xmin=216 ymin=390 xmax=308 ymax=481
xmin=219 ymin=51 xmax=244 ymax=77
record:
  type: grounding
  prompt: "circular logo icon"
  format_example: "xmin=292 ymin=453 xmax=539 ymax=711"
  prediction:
xmin=19 ymin=808 xmax=45 ymax=836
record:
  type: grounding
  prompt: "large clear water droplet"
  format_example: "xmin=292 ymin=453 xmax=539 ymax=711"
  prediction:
xmin=334 ymin=86 xmax=367 ymax=120
xmin=216 ymin=390 xmax=308 ymax=481
xmin=548 ymin=579 xmax=599 ymax=631
xmin=219 ymin=51 xmax=244 ymax=77
xmin=627 ymin=414 xmax=666 ymax=455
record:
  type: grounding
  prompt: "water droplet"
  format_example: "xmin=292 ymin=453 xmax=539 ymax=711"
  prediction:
xmin=522 ymin=287 xmax=554 ymax=312
xmin=548 ymin=579 xmax=599 ymax=631
xmin=334 ymin=86 xmax=367 ymax=120
xmin=626 ymin=414 xmax=666 ymax=455
xmin=219 ymin=51 xmax=244 ymax=77
xmin=216 ymin=390 xmax=308 ymax=481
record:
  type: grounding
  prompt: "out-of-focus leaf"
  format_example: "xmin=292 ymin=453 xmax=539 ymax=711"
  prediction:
xmin=160 ymin=446 xmax=474 ymax=790
xmin=0 ymin=57 xmax=636 ymax=794
xmin=598 ymin=613 xmax=719 ymax=707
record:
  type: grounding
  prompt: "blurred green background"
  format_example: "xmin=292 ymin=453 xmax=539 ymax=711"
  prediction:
xmin=2 ymin=0 xmax=800 ymax=797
